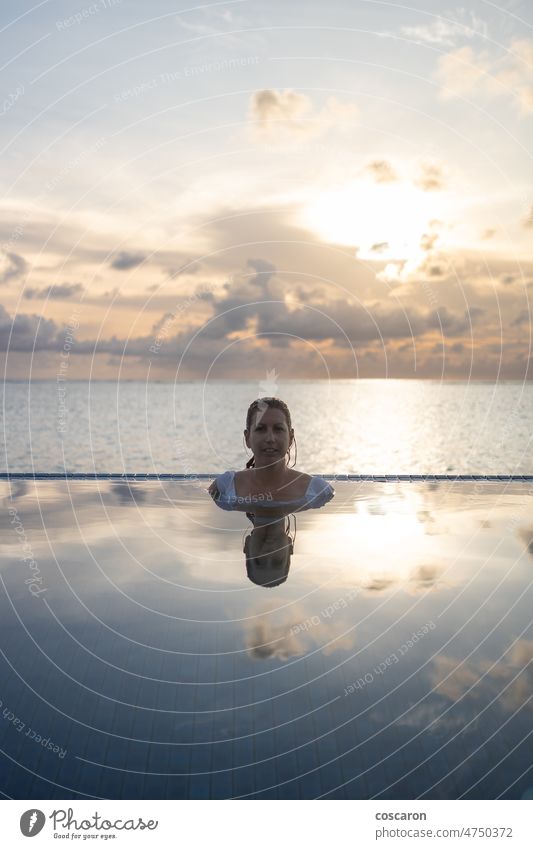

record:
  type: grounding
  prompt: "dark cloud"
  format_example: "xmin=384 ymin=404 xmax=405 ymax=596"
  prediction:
xmin=111 ymin=483 xmax=147 ymax=504
xmin=246 ymin=258 xmax=277 ymax=284
xmin=201 ymin=268 xmax=479 ymax=344
xmin=0 ymin=304 xmax=59 ymax=351
xmin=0 ymin=251 xmax=27 ymax=284
xmin=24 ymin=283 xmax=84 ymax=300
xmin=249 ymin=88 xmax=310 ymax=132
xmin=0 ymin=239 xmax=527 ymax=381
xmin=370 ymin=242 xmax=389 ymax=254
xmin=511 ymin=310 xmax=531 ymax=327
xmin=465 ymin=306 xmax=485 ymax=321
xmin=110 ymin=251 xmax=146 ymax=270
xmin=0 ymin=276 xmax=470 ymax=361
xmin=418 ymin=253 xmax=451 ymax=278
xmin=425 ymin=262 xmax=447 ymax=278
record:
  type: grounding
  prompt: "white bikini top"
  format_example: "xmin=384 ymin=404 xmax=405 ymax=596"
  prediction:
xmin=212 ymin=470 xmax=335 ymax=512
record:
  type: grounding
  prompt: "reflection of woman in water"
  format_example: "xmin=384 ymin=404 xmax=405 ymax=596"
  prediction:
xmin=243 ymin=515 xmax=295 ymax=588
xmin=208 ymin=397 xmax=334 ymax=512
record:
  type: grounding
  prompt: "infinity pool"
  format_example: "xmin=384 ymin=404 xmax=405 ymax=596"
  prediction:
xmin=0 ymin=480 xmax=532 ymax=799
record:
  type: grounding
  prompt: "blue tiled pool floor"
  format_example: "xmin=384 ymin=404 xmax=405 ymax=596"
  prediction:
xmin=1 ymin=480 xmax=532 ymax=799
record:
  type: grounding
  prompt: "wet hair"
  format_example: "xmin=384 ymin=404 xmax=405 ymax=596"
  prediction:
xmin=244 ymin=397 xmax=297 ymax=469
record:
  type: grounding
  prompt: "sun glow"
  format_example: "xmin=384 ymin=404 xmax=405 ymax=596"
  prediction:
xmin=301 ymin=492 xmax=431 ymax=588
xmin=300 ymin=180 xmax=442 ymax=260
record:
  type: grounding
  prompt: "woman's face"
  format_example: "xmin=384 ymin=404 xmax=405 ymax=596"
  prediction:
xmin=245 ymin=407 xmax=293 ymax=467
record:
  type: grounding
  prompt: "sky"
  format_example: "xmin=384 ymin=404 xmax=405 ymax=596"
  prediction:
xmin=1 ymin=0 xmax=532 ymax=380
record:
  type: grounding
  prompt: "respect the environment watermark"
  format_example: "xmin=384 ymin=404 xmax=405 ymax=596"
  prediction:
xmin=114 ymin=56 xmax=260 ymax=102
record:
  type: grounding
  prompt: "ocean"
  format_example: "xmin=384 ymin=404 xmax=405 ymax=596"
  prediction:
xmin=2 ymin=379 xmax=533 ymax=474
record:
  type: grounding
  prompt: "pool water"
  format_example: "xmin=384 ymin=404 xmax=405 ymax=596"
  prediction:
xmin=0 ymin=480 xmax=532 ymax=799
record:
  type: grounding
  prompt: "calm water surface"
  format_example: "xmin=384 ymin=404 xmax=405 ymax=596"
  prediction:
xmin=0 ymin=480 xmax=531 ymax=799
xmin=2 ymin=380 xmax=533 ymax=473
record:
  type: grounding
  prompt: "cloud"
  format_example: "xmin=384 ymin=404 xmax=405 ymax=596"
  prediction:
xmin=517 ymin=85 xmax=533 ymax=112
xmin=436 ymin=45 xmax=490 ymax=98
xmin=362 ymin=157 xmax=443 ymax=191
xmin=413 ymin=160 xmax=446 ymax=191
xmin=2 ymin=214 xmax=533 ymax=379
xmin=407 ymin=563 xmax=446 ymax=592
xmin=511 ymin=309 xmax=531 ymax=327
xmin=111 ymin=483 xmax=147 ymax=505
xmin=23 ymin=283 xmax=84 ymax=300
xmin=400 ymin=10 xmax=489 ymax=47
xmin=437 ymin=38 xmax=533 ymax=113
xmin=523 ymin=205 xmax=533 ymax=229
xmin=364 ymin=159 xmax=398 ymax=184
xmin=0 ymin=304 xmax=59 ymax=351
xmin=0 ymin=251 xmax=27 ymax=284
xmin=245 ymin=602 xmax=356 ymax=661
xmin=203 ymin=263 xmax=476 ymax=343
xmin=246 ymin=257 xmax=277 ymax=279
xmin=370 ymin=242 xmax=390 ymax=254
xmin=0 ymin=256 xmax=476 ymax=358
xmin=378 ymin=251 xmax=454 ymax=285
xmin=429 ymin=640 xmax=533 ymax=713
xmin=249 ymin=88 xmax=357 ymax=140
xmin=250 ymin=88 xmax=309 ymax=128
xmin=166 ymin=261 xmax=201 ymax=278
xmin=110 ymin=251 xmax=146 ymax=270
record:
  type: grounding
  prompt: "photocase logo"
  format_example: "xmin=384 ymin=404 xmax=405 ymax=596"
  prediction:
xmin=20 ymin=809 xmax=46 ymax=836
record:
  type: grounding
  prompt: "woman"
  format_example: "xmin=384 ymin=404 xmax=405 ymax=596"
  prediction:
xmin=208 ymin=397 xmax=334 ymax=512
